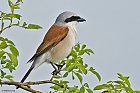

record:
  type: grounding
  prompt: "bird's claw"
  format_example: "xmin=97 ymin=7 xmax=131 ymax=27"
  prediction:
xmin=51 ymin=69 xmax=61 ymax=75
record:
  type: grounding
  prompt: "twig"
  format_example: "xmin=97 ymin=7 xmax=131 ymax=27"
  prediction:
xmin=0 ymin=24 xmax=14 ymax=34
xmin=0 ymin=77 xmax=66 ymax=92
xmin=0 ymin=19 xmax=13 ymax=34
xmin=0 ymin=80 xmax=41 ymax=93
xmin=26 ymin=80 xmax=64 ymax=87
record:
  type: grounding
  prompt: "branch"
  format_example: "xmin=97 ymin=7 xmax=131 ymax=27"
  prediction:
xmin=0 ymin=79 xmax=66 ymax=93
xmin=25 ymin=80 xmax=64 ymax=87
xmin=0 ymin=74 xmax=66 ymax=93
xmin=0 ymin=80 xmax=41 ymax=93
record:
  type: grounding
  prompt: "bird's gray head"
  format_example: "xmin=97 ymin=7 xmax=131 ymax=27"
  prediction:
xmin=54 ymin=11 xmax=86 ymax=27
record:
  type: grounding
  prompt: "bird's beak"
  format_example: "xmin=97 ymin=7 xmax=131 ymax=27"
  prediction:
xmin=77 ymin=17 xmax=86 ymax=22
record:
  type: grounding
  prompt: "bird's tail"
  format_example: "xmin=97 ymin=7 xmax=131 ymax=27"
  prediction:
xmin=16 ymin=67 xmax=33 ymax=89
xmin=20 ymin=67 xmax=33 ymax=83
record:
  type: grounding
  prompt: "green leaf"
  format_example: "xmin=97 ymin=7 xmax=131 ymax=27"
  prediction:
xmin=84 ymin=83 xmax=89 ymax=88
xmin=50 ymin=85 xmax=61 ymax=90
xmin=107 ymin=80 xmax=113 ymax=83
xmin=74 ymin=44 xmax=80 ymax=52
xmin=1 ymin=21 xmax=4 ymax=30
xmin=17 ymin=0 xmax=23 ymax=3
xmin=4 ymin=38 xmax=8 ymax=41
xmin=2 ymin=56 xmax=6 ymax=59
xmin=65 ymin=60 xmax=71 ymax=68
xmin=1 ymin=59 xmax=6 ymax=64
xmin=86 ymin=89 xmax=93 ymax=93
xmin=77 ymin=56 xmax=83 ymax=62
xmin=114 ymin=80 xmax=125 ymax=87
xmin=53 ymin=75 xmax=61 ymax=79
xmin=89 ymin=67 xmax=101 ymax=81
xmin=75 ymin=72 xmax=83 ymax=84
xmin=5 ymin=75 xmax=13 ymax=81
xmin=0 ymin=41 xmax=7 ymax=49
xmin=108 ymin=83 xmax=114 ymax=89
xmin=80 ymin=86 xmax=85 ymax=93
xmin=85 ymin=63 xmax=88 ymax=68
xmin=0 ymin=51 xmax=5 ymax=58
xmin=117 ymin=73 xmax=123 ymax=78
xmin=77 ymin=64 xmax=87 ymax=75
xmin=68 ymin=86 xmax=79 ymax=92
xmin=8 ymin=0 xmax=14 ymax=10
xmin=74 ymin=43 xmax=80 ymax=48
xmin=62 ymin=80 xmax=69 ymax=84
xmin=22 ymin=22 xmax=27 ymax=27
xmin=67 ymin=64 xmax=75 ymax=72
xmin=9 ymin=45 xmax=19 ymax=57
xmin=7 ymin=40 xmax=15 ymax=46
xmin=27 ymin=24 xmax=42 ymax=29
xmin=117 ymin=73 xmax=131 ymax=87
xmin=1 ymin=70 xmax=6 ymax=78
xmin=123 ymin=76 xmax=131 ymax=87
xmin=6 ymin=13 xmax=22 ymax=20
xmin=82 ymin=44 xmax=86 ymax=50
xmin=86 ymin=49 xmax=94 ymax=53
xmin=134 ymin=90 xmax=140 ymax=93
xmin=63 ymin=72 xmax=68 ymax=78
xmin=78 ymin=50 xmax=85 ymax=55
xmin=0 ymin=37 xmax=4 ymax=41
xmin=7 ymin=53 xmax=18 ymax=67
xmin=94 ymin=84 xmax=108 ymax=90
xmin=3 ymin=17 xmax=11 ymax=20
xmin=5 ymin=62 xmax=15 ymax=72
xmin=71 ymin=50 xmax=77 ymax=58
xmin=11 ymin=54 xmax=18 ymax=67
xmin=54 ymin=79 xmax=59 ymax=82
xmin=85 ymin=49 xmax=94 ymax=55
xmin=14 ymin=4 xmax=20 ymax=9
xmin=72 ymin=72 xmax=75 ymax=80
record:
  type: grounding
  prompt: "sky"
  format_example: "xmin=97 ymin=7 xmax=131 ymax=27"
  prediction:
xmin=1 ymin=0 xmax=140 ymax=93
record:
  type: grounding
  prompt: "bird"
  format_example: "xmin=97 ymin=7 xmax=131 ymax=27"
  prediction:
xmin=20 ymin=11 xmax=86 ymax=83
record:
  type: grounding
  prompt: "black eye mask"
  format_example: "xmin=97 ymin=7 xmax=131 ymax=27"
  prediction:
xmin=65 ymin=16 xmax=81 ymax=23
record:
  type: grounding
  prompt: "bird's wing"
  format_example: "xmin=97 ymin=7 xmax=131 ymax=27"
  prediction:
xmin=27 ymin=25 xmax=69 ymax=63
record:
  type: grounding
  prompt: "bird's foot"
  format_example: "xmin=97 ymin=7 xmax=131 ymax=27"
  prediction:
xmin=55 ymin=63 xmax=65 ymax=71
xmin=50 ymin=62 xmax=60 ymax=75
xmin=50 ymin=62 xmax=65 ymax=75
xmin=51 ymin=69 xmax=60 ymax=75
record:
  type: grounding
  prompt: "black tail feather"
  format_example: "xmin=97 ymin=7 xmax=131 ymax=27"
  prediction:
xmin=16 ymin=67 xmax=33 ymax=89
xmin=21 ymin=67 xmax=33 ymax=83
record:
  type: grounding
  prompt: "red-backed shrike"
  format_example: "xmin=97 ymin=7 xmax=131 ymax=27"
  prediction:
xmin=20 ymin=11 xmax=86 ymax=83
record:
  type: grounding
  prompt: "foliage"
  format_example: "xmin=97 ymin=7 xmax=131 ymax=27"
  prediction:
xmin=0 ymin=0 xmax=42 ymax=81
xmin=94 ymin=73 xmax=140 ymax=93
xmin=0 ymin=37 xmax=18 ymax=81
xmin=50 ymin=43 xmax=99 ymax=93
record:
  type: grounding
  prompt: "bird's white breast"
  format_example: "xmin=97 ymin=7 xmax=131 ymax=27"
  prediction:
xmin=50 ymin=26 xmax=77 ymax=63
